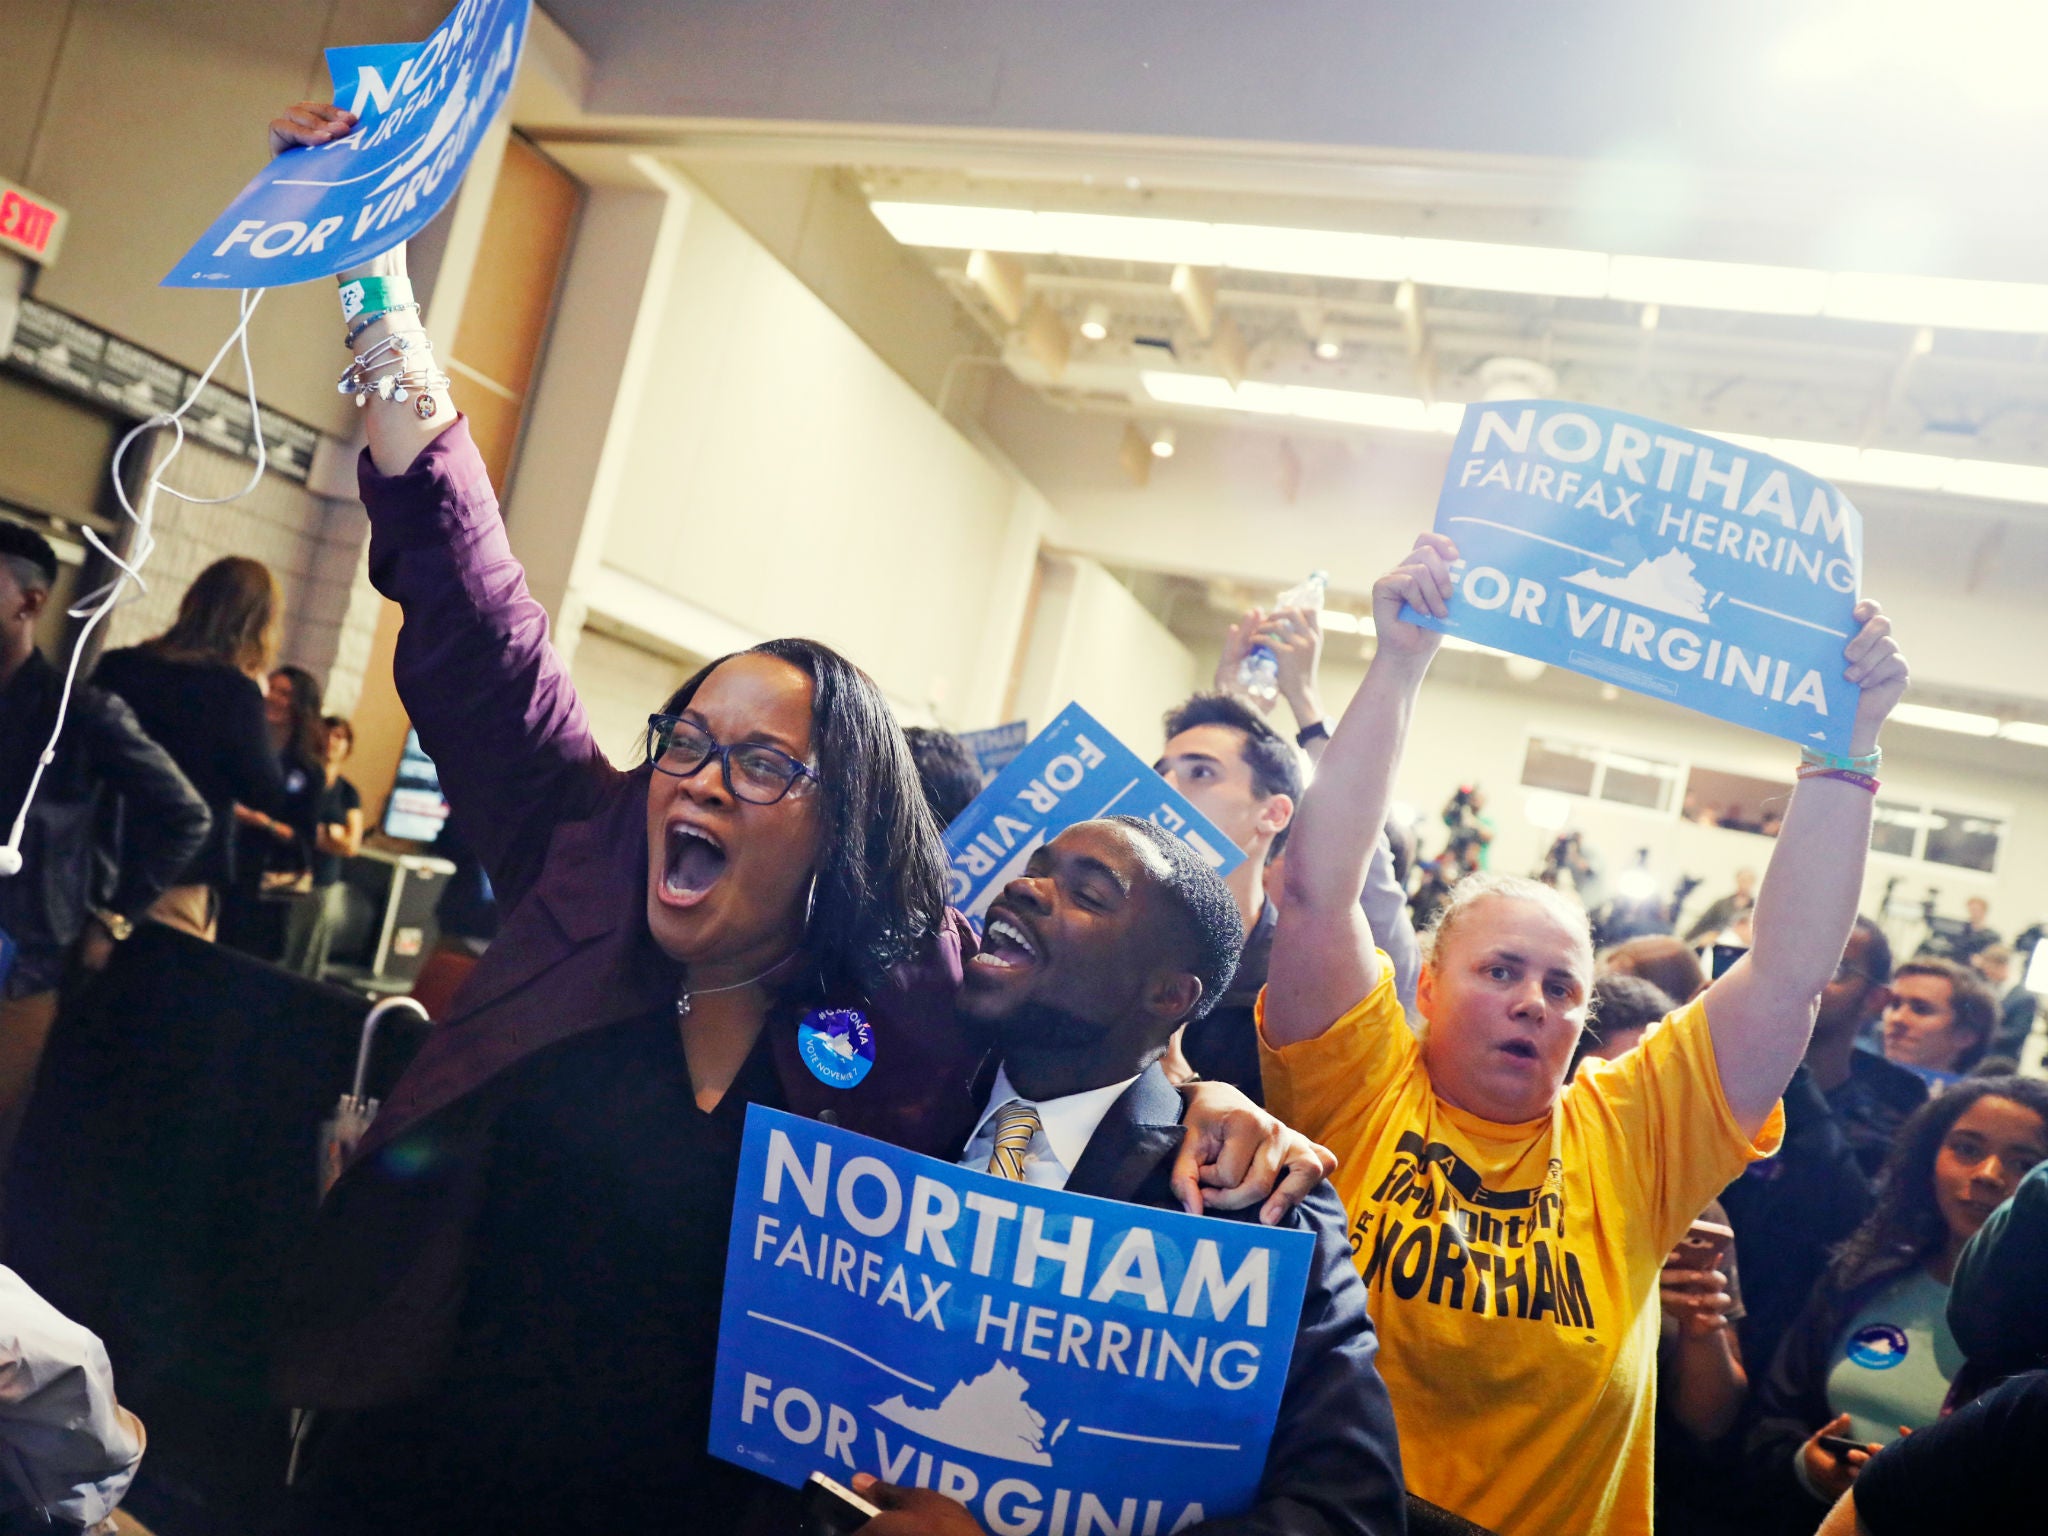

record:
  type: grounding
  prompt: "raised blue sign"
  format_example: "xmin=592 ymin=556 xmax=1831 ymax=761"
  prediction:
xmin=164 ymin=0 xmax=530 ymax=288
xmin=958 ymin=720 xmax=1031 ymax=785
xmin=1413 ymin=400 xmax=1864 ymax=752
xmin=711 ymin=1107 xmax=1314 ymax=1527
xmin=943 ymin=704 xmax=1245 ymax=927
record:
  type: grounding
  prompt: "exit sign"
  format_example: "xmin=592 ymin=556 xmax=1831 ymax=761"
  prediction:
xmin=0 ymin=179 xmax=65 ymax=265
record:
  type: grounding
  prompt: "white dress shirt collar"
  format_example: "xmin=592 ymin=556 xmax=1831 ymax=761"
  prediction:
xmin=962 ymin=1065 xmax=1142 ymax=1189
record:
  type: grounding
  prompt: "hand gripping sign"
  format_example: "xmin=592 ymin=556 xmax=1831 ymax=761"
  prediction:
xmin=711 ymin=1108 xmax=1314 ymax=1529
xmin=943 ymin=705 xmax=1245 ymax=930
xmin=1411 ymin=400 xmax=1865 ymax=753
xmin=164 ymin=0 xmax=530 ymax=288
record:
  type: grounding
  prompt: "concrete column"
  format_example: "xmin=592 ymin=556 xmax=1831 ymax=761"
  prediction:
xmin=499 ymin=154 xmax=695 ymax=669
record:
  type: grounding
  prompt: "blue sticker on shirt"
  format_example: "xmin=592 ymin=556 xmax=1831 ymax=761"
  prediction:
xmin=1847 ymin=1323 xmax=1910 ymax=1370
xmin=797 ymin=1008 xmax=874 ymax=1089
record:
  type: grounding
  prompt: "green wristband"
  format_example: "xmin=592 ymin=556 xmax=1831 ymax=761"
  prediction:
xmin=1799 ymin=745 xmax=1882 ymax=773
xmin=338 ymin=274 xmax=414 ymax=325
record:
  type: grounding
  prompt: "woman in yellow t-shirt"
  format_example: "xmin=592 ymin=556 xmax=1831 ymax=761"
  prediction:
xmin=1258 ymin=532 xmax=1910 ymax=1536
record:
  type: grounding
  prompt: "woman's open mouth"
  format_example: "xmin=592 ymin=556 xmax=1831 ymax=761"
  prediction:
xmin=1498 ymin=1037 xmax=1541 ymax=1063
xmin=660 ymin=823 xmax=729 ymax=906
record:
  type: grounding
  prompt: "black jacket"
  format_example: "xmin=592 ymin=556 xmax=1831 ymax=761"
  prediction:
xmin=1049 ymin=1063 xmax=1407 ymax=1536
xmin=1182 ymin=899 xmax=1279 ymax=1104
xmin=0 ymin=650 xmax=210 ymax=986
xmin=1717 ymin=1065 xmax=1875 ymax=1373
xmin=92 ymin=646 xmax=283 ymax=889
xmin=1744 ymin=1241 xmax=1925 ymax=1532
xmin=1821 ymin=1050 xmax=1927 ymax=1183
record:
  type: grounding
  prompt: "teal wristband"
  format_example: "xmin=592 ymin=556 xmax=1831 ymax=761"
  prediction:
xmin=337 ymin=274 xmax=414 ymax=325
xmin=1799 ymin=745 xmax=1882 ymax=773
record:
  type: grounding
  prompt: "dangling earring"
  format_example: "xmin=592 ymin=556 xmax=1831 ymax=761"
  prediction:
xmin=804 ymin=871 xmax=819 ymax=932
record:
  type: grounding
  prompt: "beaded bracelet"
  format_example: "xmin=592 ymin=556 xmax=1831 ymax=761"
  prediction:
xmin=345 ymin=301 xmax=420 ymax=349
xmin=1796 ymin=764 xmax=1879 ymax=793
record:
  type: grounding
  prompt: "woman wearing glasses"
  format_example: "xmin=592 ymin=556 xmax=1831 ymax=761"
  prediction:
xmin=269 ymin=105 xmax=1326 ymax=1534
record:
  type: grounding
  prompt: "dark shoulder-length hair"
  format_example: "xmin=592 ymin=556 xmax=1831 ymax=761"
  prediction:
xmin=273 ymin=664 xmax=327 ymax=773
xmin=659 ymin=637 xmax=950 ymax=1001
xmin=1831 ymin=1075 xmax=2048 ymax=1283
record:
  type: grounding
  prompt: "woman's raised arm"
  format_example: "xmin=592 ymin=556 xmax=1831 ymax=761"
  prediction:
xmin=272 ymin=103 xmax=612 ymax=904
xmin=1263 ymin=533 xmax=1456 ymax=1046
xmin=270 ymin=103 xmax=454 ymax=474
xmin=1701 ymin=601 xmax=1908 ymax=1137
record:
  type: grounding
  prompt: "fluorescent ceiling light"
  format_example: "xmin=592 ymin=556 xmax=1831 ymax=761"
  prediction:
xmin=1141 ymin=372 xmax=2048 ymax=508
xmin=871 ymin=202 xmax=1050 ymax=253
xmin=1999 ymin=720 xmax=2048 ymax=746
xmin=1890 ymin=702 xmax=2002 ymax=735
xmin=1852 ymin=449 xmax=1952 ymax=491
xmin=1938 ymin=460 xmax=2048 ymax=503
xmin=1825 ymin=272 xmax=2048 ymax=333
xmin=1213 ymin=223 xmax=1406 ymax=281
xmin=1608 ymin=255 xmax=1827 ymax=316
xmin=874 ymin=200 xmax=2048 ymax=334
xmin=1141 ymin=372 xmax=1461 ymax=433
xmin=1039 ymin=211 xmax=1219 ymax=266
xmin=1403 ymin=236 xmax=1607 ymax=299
xmin=1760 ymin=438 xmax=1867 ymax=482
xmin=1140 ymin=372 xmax=1240 ymax=409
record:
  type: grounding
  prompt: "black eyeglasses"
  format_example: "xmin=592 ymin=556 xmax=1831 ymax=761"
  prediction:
xmin=646 ymin=714 xmax=819 ymax=805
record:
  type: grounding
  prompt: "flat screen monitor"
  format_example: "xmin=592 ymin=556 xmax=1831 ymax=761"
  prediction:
xmin=381 ymin=728 xmax=451 ymax=842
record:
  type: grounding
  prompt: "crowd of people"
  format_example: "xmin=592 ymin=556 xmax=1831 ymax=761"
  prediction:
xmin=0 ymin=96 xmax=2040 ymax=1535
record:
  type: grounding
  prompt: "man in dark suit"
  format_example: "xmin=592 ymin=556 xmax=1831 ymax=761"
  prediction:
xmin=851 ymin=815 xmax=1406 ymax=1536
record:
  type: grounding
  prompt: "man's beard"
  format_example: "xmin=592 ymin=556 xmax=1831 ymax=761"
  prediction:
xmin=967 ymin=995 xmax=1108 ymax=1061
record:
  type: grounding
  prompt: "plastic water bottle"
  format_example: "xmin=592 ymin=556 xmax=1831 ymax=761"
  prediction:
xmin=1238 ymin=570 xmax=1328 ymax=702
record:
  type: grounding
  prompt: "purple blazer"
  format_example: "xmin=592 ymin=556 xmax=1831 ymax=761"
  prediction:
xmin=274 ymin=420 xmax=982 ymax=1407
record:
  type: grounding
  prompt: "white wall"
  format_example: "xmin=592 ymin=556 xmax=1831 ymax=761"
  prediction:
xmin=568 ymin=626 xmax=699 ymax=766
xmin=586 ymin=179 xmax=1034 ymax=727
xmin=1012 ymin=554 xmax=1199 ymax=754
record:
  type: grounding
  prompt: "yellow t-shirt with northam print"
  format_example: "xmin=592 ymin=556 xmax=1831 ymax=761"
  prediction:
xmin=1258 ymin=957 xmax=1783 ymax=1536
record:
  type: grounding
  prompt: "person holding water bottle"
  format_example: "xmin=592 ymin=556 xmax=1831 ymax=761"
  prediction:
xmin=1219 ymin=572 xmax=1333 ymax=761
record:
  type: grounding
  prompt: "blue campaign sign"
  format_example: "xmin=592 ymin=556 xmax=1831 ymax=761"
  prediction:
xmin=163 ymin=0 xmax=529 ymax=288
xmin=943 ymin=704 xmax=1245 ymax=926
xmin=1414 ymin=400 xmax=1864 ymax=752
xmin=711 ymin=1107 xmax=1315 ymax=1528
xmin=958 ymin=720 xmax=1030 ymax=784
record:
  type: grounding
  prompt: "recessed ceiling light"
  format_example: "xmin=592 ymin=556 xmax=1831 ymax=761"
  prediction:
xmin=1079 ymin=301 xmax=1110 ymax=342
xmin=1149 ymin=425 xmax=1177 ymax=459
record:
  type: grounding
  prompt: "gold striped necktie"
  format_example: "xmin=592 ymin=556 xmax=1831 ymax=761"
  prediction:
xmin=987 ymin=1100 xmax=1042 ymax=1181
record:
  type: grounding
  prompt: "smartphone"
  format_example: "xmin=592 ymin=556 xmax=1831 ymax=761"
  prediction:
xmin=1817 ymin=1434 xmax=1870 ymax=1459
xmin=1668 ymin=1217 xmax=1735 ymax=1271
xmin=802 ymin=1471 xmax=882 ymax=1536
xmin=1710 ymin=942 xmax=1749 ymax=980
